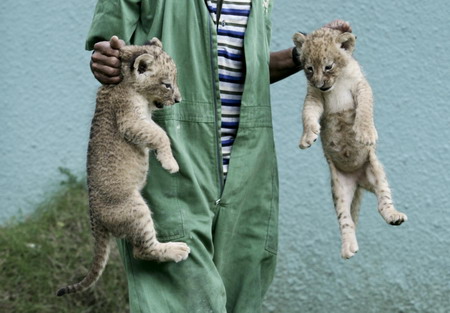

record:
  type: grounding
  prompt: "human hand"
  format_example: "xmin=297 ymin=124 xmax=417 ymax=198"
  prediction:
xmin=90 ymin=36 xmax=125 ymax=84
xmin=323 ymin=19 xmax=352 ymax=33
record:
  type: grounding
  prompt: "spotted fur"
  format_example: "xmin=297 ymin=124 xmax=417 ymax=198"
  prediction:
xmin=56 ymin=37 xmax=189 ymax=296
xmin=293 ymin=28 xmax=407 ymax=259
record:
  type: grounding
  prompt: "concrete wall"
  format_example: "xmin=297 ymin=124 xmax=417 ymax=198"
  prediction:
xmin=0 ymin=0 xmax=97 ymax=220
xmin=1 ymin=0 xmax=449 ymax=312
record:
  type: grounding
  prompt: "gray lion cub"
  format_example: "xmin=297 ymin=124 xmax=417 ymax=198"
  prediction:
xmin=293 ymin=27 xmax=407 ymax=259
xmin=57 ymin=37 xmax=189 ymax=296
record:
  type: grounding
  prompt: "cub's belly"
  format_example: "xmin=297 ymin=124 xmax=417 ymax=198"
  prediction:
xmin=320 ymin=110 xmax=370 ymax=172
xmin=87 ymin=137 xmax=150 ymax=200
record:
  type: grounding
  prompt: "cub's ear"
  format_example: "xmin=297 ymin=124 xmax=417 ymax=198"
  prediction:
xmin=336 ymin=32 xmax=356 ymax=53
xmin=133 ymin=53 xmax=155 ymax=76
xmin=292 ymin=32 xmax=307 ymax=50
xmin=144 ymin=37 xmax=163 ymax=48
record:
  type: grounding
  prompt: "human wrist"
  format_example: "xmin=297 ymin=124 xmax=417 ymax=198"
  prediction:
xmin=291 ymin=47 xmax=302 ymax=68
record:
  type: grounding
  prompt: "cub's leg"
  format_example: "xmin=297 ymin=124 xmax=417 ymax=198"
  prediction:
xmin=118 ymin=111 xmax=179 ymax=173
xmin=350 ymin=187 xmax=363 ymax=226
xmin=327 ymin=158 xmax=359 ymax=259
xmin=364 ymin=151 xmax=407 ymax=225
xmin=146 ymin=125 xmax=179 ymax=174
xmin=299 ymin=90 xmax=324 ymax=149
xmin=106 ymin=192 xmax=190 ymax=263
xmin=129 ymin=192 xmax=190 ymax=262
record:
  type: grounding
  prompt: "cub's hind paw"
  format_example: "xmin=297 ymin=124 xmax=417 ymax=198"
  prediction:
xmin=384 ymin=211 xmax=407 ymax=226
xmin=158 ymin=242 xmax=190 ymax=263
xmin=341 ymin=239 xmax=359 ymax=259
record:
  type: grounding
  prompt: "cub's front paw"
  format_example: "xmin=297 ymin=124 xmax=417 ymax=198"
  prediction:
xmin=160 ymin=157 xmax=179 ymax=174
xmin=354 ymin=127 xmax=378 ymax=146
xmin=299 ymin=125 xmax=320 ymax=149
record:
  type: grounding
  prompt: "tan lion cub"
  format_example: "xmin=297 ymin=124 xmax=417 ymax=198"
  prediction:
xmin=293 ymin=27 xmax=407 ymax=259
xmin=57 ymin=37 xmax=189 ymax=296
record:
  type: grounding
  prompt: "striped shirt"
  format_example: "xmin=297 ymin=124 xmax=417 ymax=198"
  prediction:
xmin=206 ymin=0 xmax=251 ymax=178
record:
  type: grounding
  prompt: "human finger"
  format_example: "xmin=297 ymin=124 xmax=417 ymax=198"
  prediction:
xmin=93 ymin=41 xmax=120 ymax=58
xmin=92 ymin=70 xmax=122 ymax=85
xmin=91 ymin=51 xmax=121 ymax=69
xmin=324 ymin=19 xmax=352 ymax=33
xmin=91 ymin=61 xmax=121 ymax=78
xmin=110 ymin=35 xmax=125 ymax=50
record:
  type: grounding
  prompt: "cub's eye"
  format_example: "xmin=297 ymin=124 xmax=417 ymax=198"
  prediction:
xmin=325 ymin=64 xmax=334 ymax=71
xmin=162 ymin=83 xmax=172 ymax=89
xmin=305 ymin=66 xmax=313 ymax=73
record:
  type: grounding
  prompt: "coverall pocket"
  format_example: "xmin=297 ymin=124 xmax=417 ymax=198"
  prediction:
xmin=144 ymin=154 xmax=186 ymax=242
xmin=141 ymin=119 xmax=186 ymax=242
xmin=223 ymin=125 xmax=279 ymax=255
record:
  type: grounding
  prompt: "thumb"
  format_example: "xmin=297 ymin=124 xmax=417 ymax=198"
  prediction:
xmin=110 ymin=35 xmax=125 ymax=50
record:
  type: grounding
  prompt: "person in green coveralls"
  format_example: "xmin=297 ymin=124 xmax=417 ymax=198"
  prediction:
xmin=86 ymin=1 xmax=351 ymax=312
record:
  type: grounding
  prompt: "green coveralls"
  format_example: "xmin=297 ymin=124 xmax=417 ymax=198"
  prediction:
xmin=86 ymin=1 xmax=278 ymax=312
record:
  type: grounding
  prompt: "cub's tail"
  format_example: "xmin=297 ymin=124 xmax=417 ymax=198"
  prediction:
xmin=56 ymin=226 xmax=111 ymax=296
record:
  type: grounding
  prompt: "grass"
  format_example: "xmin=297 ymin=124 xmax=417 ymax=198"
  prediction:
xmin=0 ymin=169 xmax=129 ymax=313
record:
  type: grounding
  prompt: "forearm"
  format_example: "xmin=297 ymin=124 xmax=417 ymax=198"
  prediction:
xmin=269 ymin=48 xmax=302 ymax=84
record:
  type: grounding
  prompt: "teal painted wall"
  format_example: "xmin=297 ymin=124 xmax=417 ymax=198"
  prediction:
xmin=1 ymin=0 xmax=449 ymax=312
xmin=0 ymin=0 xmax=98 ymax=220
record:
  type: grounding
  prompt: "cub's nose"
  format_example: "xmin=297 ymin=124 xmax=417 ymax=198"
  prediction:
xmin=174 ymin=95 xmax=182 ymax=104
xmin=173 ymin=88 xmax=182 ymax=104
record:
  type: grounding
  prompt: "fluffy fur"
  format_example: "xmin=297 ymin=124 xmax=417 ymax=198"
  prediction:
xmin=57 ymin=37 xmax=189 ymax=296
xmin=293 ymin=27 xmax=407 ymax=259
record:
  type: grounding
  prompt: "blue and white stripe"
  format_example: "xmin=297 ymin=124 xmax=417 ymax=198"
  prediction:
xmin=207 ymin=0 xmax=251 ymax=177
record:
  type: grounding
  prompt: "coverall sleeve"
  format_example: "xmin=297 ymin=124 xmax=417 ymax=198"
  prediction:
xmin=85 ymin=0 xmax=141 ymax=50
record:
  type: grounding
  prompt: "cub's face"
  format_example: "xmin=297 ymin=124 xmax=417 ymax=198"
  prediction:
xmin=293 ymin=29 xmax=356 ymax=92
xmin=120 ymin=38 xmax=182 ymax=109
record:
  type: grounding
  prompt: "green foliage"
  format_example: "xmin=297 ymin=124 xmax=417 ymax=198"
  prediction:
xmin=0 ymin=169 xmax=129 ymax=313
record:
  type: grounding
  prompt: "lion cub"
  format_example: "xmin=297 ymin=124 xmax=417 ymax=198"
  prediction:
xmin=57 ymin=37 xmax=189 ymax=296
xmin=293 ymin=28 xmax=407 ymax=259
